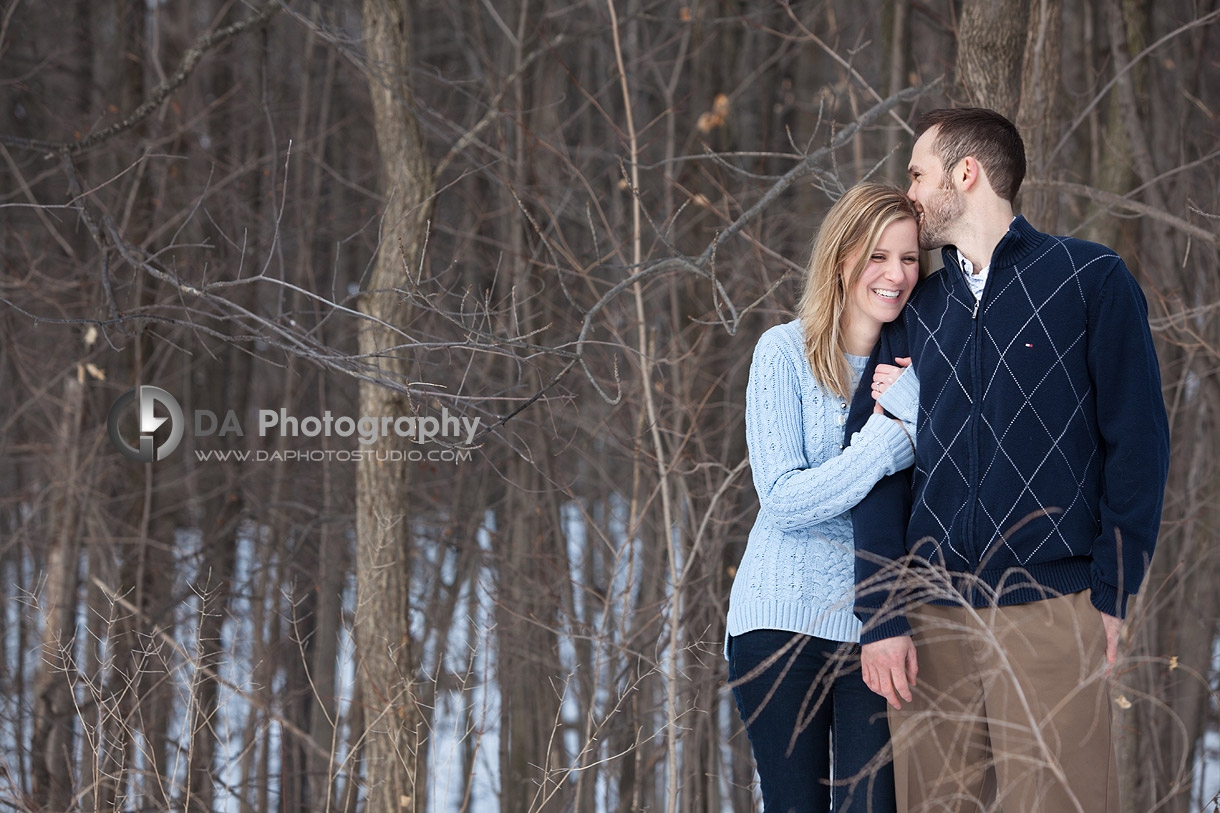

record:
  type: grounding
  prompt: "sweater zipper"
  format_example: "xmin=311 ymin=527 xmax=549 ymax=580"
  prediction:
xmin=963 ymin=267 xmax=992 ymax=570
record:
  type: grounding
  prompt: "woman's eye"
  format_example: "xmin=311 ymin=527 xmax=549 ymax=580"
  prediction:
xmin=871 ymin=254 xmax=885 ymax=261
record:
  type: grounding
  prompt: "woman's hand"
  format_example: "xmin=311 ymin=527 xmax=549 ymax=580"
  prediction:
xmin=870 ymin=356 xmax=911 ymax=401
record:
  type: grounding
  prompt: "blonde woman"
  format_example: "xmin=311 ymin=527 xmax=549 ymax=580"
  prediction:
xmin=726 ymin=183 xmax=923 ymax=812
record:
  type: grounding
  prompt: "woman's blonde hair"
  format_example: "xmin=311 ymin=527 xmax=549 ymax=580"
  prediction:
xmin=796 ymin=182 xmax=923 ymax=399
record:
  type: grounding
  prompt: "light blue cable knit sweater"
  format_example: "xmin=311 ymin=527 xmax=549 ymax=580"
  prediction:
xmin=725 ymin=319 xmax=917 ymax=654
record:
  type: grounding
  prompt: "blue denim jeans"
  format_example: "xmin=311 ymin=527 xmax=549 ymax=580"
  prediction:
xmin=729 ymin=630 xmax=896 ymax=813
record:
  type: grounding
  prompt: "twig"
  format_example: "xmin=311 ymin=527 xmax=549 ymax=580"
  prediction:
xmin=0 ymin=1 xmax=283 ymax=156
xmin=1025 ymin=179 xmax=1220 ymax=249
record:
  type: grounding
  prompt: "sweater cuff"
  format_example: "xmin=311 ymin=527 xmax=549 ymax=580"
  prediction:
xmin=859 ymin=412 xmax=914 ymax=473
xmin=858 ymin=614 xmax=913 ymax=645
xmin=1089 ymin=574 xmax=1131 ymax=619
xmin=877 ymin=366 xmax=919 ymax=425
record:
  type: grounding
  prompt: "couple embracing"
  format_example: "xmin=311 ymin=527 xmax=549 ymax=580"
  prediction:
xmin=725 ymin=108 xmax=1170 ymax=813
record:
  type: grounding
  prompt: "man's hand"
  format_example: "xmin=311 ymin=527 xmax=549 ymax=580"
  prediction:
xmin=1101 ymin=612 xmax=1122 ymax=676
xmin=861 ymin=635 xmax=918 ymax=710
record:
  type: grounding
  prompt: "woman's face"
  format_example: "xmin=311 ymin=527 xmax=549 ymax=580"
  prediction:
xmin=843 ymin=217 xmax=920 ymax=332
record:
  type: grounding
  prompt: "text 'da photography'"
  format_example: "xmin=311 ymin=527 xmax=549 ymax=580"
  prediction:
xmin=106 ymin=384 xmax=481 ymax=465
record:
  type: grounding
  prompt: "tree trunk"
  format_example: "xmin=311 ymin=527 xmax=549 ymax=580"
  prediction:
xmin=185 ymin=343 xmax=247 ymax=812
xmin=1015 ymin=0 xmax=1062 ymax=228
xmin=883 ymin=0 xmax=911 ymax=185
xmin=30 ymin=376 xmax=86 ymax=812
xmin=956 ymin=0 xmax=1030 ymax=117
xmin=355 ymin=1 xmax=434 ymax=811
xmin=495 ymin=457 xmax=567 ymax=813
xmin=1084 ymin=0 xmax=1150 ymax=249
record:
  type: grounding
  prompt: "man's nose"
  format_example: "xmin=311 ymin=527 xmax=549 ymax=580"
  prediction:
xmin=906 ymin=182 xmax=917 ymax=200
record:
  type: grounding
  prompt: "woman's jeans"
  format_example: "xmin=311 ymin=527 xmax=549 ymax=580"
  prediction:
xmin=729 ymin=630 xmax=896 ymax=813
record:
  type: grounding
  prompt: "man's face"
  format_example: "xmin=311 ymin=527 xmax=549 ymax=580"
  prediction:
xmin=907 ymin=128 xmax=965 ymax=251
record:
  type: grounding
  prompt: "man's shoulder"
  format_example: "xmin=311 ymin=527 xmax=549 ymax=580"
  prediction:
xmin=906 ymin=267 xmax=954 ymax=310
xmin=1029 ymin=229 xmax=1125 ymax=279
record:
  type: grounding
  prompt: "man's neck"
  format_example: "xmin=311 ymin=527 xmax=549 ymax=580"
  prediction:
xmin=952 ymin=205 xmax=1016 ymax=270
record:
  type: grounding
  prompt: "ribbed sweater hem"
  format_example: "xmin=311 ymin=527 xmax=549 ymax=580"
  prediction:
xmin=929 ymin=557 xmax=1094 ymax=607
xmin=724 ymin=601 xmax=860 ymax=658
xmin=858 ymin=557 xmax=1105 ymax=644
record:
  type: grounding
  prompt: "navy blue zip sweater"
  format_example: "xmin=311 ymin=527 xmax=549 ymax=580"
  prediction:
xmin=846 ymin=216 xmax=1170 ymax=644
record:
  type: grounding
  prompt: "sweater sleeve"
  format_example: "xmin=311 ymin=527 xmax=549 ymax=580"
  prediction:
xmin=877 ymin=365 xmax=920 ymax=441
xmin=1085 ymin=260 xmax=1170 ymax=619
xmin=848 ymin=320 xmax=916 ymax=643
xmin=745 ymin=329 xmax=914 ymax=533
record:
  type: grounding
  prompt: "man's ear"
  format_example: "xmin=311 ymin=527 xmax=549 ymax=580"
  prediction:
xmin=958 ymin=156 xmax=982 ymax=192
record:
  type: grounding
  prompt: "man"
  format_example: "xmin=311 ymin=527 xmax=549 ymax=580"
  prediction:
xmin=845 ymin=108 xmax=1170 ymax=811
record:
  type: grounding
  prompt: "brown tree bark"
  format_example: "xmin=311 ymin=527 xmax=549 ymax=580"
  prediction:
xmin=355 ymin=1 xmax=434 ymax=811
xmin=1015 ymin=0 xmax=1063 ymax=228
xmin=30 ymin=376 xmax=86 ymax=812
xmin=956 ymin=0 xmax=1030 ymax=116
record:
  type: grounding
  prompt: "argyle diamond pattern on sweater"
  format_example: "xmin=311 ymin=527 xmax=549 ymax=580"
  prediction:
xmin=850 ymin=216 xmax=1170 ymax=637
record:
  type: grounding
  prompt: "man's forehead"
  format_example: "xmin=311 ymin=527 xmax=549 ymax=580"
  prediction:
xmin=912 ymin=128 xmax=936 ymax=156
xmin=908 ymin=128 xmax=938 ymax=171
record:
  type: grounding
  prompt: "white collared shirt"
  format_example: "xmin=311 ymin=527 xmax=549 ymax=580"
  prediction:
xmin=956 ymin=217 xmax=1017 ymax=300
xmin=956 ymin=252 xmax=989 ymax=300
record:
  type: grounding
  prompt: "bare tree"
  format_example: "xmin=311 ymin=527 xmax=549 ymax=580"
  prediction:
xmin=353 ymin=0 xmax=436 ymax=811
xmin=0 ymin=2 xmax=1217 ymax=812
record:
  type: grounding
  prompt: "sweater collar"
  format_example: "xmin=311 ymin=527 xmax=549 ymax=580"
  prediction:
xmin=938 ymin=215 xmax=1044 ymax=275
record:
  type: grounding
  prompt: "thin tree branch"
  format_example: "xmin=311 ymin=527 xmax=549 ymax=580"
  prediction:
xmin=1025 ymin=179 xmax=1220 ymax=249
xmin=0 ymin=1 xmax=283 ymax=156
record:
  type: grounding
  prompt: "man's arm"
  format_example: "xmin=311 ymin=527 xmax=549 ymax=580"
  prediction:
xmin=847 ymin=320 xmax=915 ymax=644
xmin=861 ymin=634 xmax=918 ymax=710
xmin=1085 ymin=260 xmax=1171 ymax=620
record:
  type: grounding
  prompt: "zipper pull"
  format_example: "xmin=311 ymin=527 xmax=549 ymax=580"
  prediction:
xmin=972 ymin=297 xmax=980 ymax=319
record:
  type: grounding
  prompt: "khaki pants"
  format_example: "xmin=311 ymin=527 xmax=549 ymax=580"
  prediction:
xmin=889 ymin=589 xmax=1119 ymax=812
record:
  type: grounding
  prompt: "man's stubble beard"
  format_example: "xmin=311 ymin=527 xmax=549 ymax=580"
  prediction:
xmin=918 ymin=177 xmax=965 ymax=251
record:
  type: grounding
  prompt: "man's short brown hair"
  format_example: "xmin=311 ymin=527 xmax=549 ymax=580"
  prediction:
xmin=914 ymin=108 xmax=1026 ymax=202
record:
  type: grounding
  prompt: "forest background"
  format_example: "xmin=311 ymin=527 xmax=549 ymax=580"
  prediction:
xmin=1 ymin=0 xmax=1218 ymax=811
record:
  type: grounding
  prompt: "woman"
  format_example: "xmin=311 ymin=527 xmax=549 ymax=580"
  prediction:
xmin=725 ymin=182 xmax=923 ymax=813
